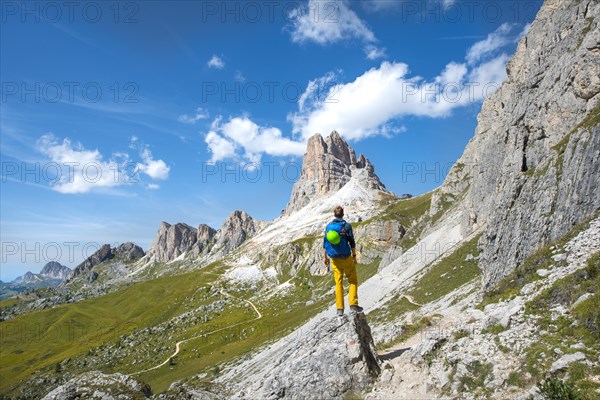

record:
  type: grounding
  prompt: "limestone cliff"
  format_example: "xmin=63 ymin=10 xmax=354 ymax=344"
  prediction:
xmin=283 ymin=131 xmax=387 ymax=215
xmin=432 ymin=0 xmax=600 ymax=288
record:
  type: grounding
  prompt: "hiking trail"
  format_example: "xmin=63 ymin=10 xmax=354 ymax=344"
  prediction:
xmin=131 ymin=288 xmax=262 ymax=375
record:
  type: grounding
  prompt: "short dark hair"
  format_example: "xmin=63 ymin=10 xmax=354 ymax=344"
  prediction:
xmin=334 ymin=206 xmax=344 ymax=218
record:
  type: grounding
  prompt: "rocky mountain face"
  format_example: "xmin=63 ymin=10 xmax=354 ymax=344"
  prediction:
xmin=40 ymin=261 xmax=71 ymax=280
xmin=226 ymin=313 xmax=381 ymax=399
xmin=17 ymin=271 xmax=42 ymax=284
xmin=0 ymin=263 xmax=72 ymax=300
xmin=284 ymin=131 xmax=387 ymax=215
xmin=432 ymin=0 xmax=600 ymax=288
xmin=42 ymin=371 xmax=151 ymax=400
xmin=144 ymin=210 xmax=260 ymax=263
xmin=212 ymin=210 xmax=258 ymax=257
xmin=68 ymin=242 xmax=145 ymax=281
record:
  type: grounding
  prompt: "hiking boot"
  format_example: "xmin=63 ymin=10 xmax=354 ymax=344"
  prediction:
xmin=350 ymin=305 xmax=364 ymax=313
xmin=336 ymin=309 xmax=344 ymax=316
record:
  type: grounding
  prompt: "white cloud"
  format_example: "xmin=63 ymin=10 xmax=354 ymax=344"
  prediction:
xmin=466 ymin=23 xmax=513 ymax=65
xmin=205 ymin=116 xmax=306 ymax=164
xmin=205 ymin=130 xmax=237 ymax=163
xmin=147 ymin=183 xmax=160 ymax=190
xmin=288 ymin=0 xmax=375 ymax=45
xmin=35 ymin=135 xmax=171 ymax=194
xmin=234 ymin=70 xmax=246 ymax=83
xmin=467 ymin=54 xmax=509 ymax=92
xmin=178 ymin=107 xmax=209 ymax=124
xmin=436 ymin=62 xmax=468 ymax=86
xmin=442 ymin=0 xmax=457 ymax=9
xmin=136 ymin=147 xmax=170 ymax=180
xmin=290 ymin=54 xmax=508 ymax=141
xmin=364 ymin=44 xmax=387 ymax=60
xmin=129 ymin=135 xmax=138 ymax=149
xmin=207 ymin=55 xmax=225 ymax=69
xmin=36 ymin=135 xmax=129 ymax=194
xmin=298 ymin=70 xmax=340 ymax=112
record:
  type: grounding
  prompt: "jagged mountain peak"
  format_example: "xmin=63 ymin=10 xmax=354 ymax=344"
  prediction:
xmin=40 ymin=261 xmax=71 ymax=280
xmin=284 ymin=131 xmax=387 ymax=215
xmin=144 ymin=210 xmax=261 ymax=264
xmin=67 ymin=242 xmax=145 ymax=283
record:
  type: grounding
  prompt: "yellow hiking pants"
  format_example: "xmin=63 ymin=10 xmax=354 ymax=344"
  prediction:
xmin=331 ymin=255 xmax=358 ymax=310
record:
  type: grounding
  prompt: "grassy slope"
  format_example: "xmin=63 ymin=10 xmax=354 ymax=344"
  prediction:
xmin=0 ymin=266 xmax=224 ymax=394
xmin=0 ymin=246 xmax=381 ymax=396
xmin=370 ymin=234 xmax=482 ymax=328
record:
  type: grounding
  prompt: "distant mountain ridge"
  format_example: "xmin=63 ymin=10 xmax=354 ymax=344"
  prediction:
xmin=0 ymin=262 xmax=72 ymax=300
xmin=13 ymin=261 xmax=71 ymax=283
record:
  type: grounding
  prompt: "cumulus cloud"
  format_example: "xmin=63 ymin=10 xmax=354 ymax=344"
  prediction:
xmin=203 ymin=22 xmax=526 ymax=163
xmin=205 ymin=130 xmax=237 ymax=163
xmin=288 ymin=0 xmax=375 ymax=45
xmin=289 ymin=26 xmax=516 ymax=141
xmin=466 ymin=23 xmax=513 ymax=65
xmin=36 ymin=134 xmax=170 ymax=194
xmin=178 ymin=107 xmax=209 ymax=124
xmin=205 ymin=116 xmax=305 ymax=164
xmin=147 ymin=183 xmax=160 ymax=190
xmin=36 ymin=135 xmax=130 ymax=194
xmin=136 ymin=147 xmax=170 ymax=180
xmin=207 ymin=55 xmax=225 ymax=69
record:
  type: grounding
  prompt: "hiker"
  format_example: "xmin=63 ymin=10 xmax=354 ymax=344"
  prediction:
xmin=323 ymin=206 xmax=363 ymax=316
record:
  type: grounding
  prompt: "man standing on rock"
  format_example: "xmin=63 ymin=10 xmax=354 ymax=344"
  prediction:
xmin=323 ymin=206 xmax=363 ymax=316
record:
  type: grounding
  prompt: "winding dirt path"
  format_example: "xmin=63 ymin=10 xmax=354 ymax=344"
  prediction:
xmin=132 ymin=288 xmax=262 ymax=375
xmin=402 ymin=294 xmax=423 ymax=307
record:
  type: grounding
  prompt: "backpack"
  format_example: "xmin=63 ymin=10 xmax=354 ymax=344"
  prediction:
xmin=324 ymin=220 xmax=352 ymax=258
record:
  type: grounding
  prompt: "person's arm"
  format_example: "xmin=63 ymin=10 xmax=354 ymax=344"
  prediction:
xmin=346 ymin=223 xmax=356 ymax=249
xmin=323 ymin=249 xmax=329 ymax=266
xmin=347 ymin=223 xmax=357 ymax=259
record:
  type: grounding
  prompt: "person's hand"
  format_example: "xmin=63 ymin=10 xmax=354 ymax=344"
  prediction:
xmin=324 ymin=257 xmax=329 ymax=266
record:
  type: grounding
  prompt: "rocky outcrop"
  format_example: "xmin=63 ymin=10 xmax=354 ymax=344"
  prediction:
xmin=18 ymin=271 xmax=41 ymax=284
xmin=147 ymin=222 xmax=200 ymax=263
xmin=41 ymin=371 xmax=151 ymax=399
xmin=67 ymin=242 xmax=144 ymax=281
xmin=213 ymin=210 xmax=258 ymax=257
xmin=145 ymin=211 xmax=259 ymax=263
xmin=39 ymin=262 xmax=71 ymax=280
xmin=284 ymin=131 xmax=387 ymax=215
xmin=68 ymin=244 xmax=113 ymax=280
xmin=432 ymin=0 xmax=600 ymax=288
xmin=114 ymin=242 xmax=145 ymax=262
xmin=359 ymin=220 xmax=406 ymax=244
xmin=231 ymin=313 xmax=380 ymax=399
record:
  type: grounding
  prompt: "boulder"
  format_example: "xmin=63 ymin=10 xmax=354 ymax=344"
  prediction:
xmin=42 ymin=371 xmax=151 ymax=399
xmin=232 ymin=313 xmax=380 ymax=399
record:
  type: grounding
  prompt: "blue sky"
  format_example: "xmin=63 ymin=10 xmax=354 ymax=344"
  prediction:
xmin=0 ymin=0 xmax=542 ymax=280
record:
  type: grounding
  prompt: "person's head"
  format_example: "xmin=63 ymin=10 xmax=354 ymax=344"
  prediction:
xmin=334 ymin=206 xmax=344 ymax=218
